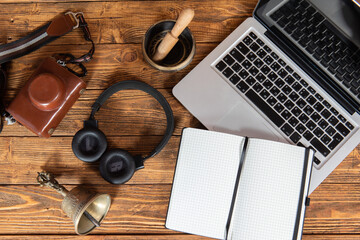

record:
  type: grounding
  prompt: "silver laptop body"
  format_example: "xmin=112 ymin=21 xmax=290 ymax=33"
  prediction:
xmin=173 ymin=0 xmax=360 ymax=193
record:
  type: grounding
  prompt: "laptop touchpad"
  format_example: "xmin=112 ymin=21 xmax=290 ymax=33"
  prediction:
xmin=213 ymin=102 xmax=284 ymax=142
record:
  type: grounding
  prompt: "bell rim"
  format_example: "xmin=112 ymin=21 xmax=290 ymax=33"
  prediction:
xmin=74 ymin=193 xmax=111 ymax=235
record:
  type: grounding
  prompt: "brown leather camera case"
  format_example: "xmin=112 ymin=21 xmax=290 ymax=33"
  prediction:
xmin=7 ymin=57 xmax=86 ymax=137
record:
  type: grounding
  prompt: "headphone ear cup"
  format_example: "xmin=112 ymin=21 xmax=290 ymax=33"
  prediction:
xmin=99 ymin=149 xmax=136 ymax=184
xmin=72 ymin=127 xmax=108 ymax=162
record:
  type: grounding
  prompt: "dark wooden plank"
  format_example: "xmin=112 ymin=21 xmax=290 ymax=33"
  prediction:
xmin=0 ymin=1 xmax=256 ymax=44
xmin=0 ymin=136 xmax=179 ymax=185
xmin=0 ymin=235 xmax=357 ymax=240
xmin=0 ymin=236 xmax=210 ymax=240
xmin=0 ymin=184 xmax=360 ymax=234
xmin=3 ymin=43 xmax=216 ymax=90
xmin=0 ymin=135 xmax=358 ymax=185
xmin=2 ymin=89 xmax=203 ymax=137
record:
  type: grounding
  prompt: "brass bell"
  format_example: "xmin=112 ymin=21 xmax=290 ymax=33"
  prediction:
xmin=37 ymin=172 xmax=111 ymax=235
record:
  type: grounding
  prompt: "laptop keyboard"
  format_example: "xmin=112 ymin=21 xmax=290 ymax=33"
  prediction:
xmin=270 ymin=0 xmax=360 ymax=101
xmin=214 ymin=31 xmax=355 ymax=167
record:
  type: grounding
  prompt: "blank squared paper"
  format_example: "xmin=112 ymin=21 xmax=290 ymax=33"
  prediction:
xmin=166 ymin=128 xmax=245 ymax=239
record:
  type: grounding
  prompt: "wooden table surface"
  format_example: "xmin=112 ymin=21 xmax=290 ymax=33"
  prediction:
xmin=0 ymin=0 xmax=360 ymax=239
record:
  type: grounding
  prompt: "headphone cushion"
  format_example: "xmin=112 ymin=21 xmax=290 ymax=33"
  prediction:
xmin=99 ymin=149 xmax=136 ymax=184
xmin=72 ymin=127 xmax=108 ymax=162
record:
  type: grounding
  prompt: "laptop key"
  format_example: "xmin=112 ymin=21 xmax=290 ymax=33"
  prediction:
xmin=274 ymin=103 xmax=285 ymax=113
xmin=270 ymin=86 xmax=280 ymax=96
xmin=336 ymin=122 xmax=350 ymax=137
xmin=318 ymin=119 xmax=329 ymax=129
xmin=313 ymin=157 xmax=321 ymax=165
xmin=311 ymin=112 xmax=321 ymax=122
xmin=231 ymin=62 xmax=242 ymax=72
xmin=247 ymin=52 xmax=257 ymax=61
xmin=256 ymin=38 xmax=264 ymax=46
xmin=245 ymin=89 xmax=285 ymax=127
xmin=263 ymin=79 xmax=273 ymax=89
xmin=311 ymin=138 xmax=330 ymax=157
xmin=328 ymin=116 xmax=339 ymax=126
xmin=281 ymin=110 xmax=291 ymax=120
xmin=270 ymin=62 xmax=281 ymax=72
xmin=321 ymin=134 xmax=331 ymax=145
xmin=216 ymin=61 xmax=227 ymax=71
xmin=249 ymin=32 xmax=257 ymax=39
xmin=253 ymin=82 xmax=263 ymax=92
xmin=282 ymin=85 xmax=292 ymax=95
xmin=223 ymin=55 xmax=235 ymax=66
xmin=245 ymin=76 xmax=256 ymax=86
xmin=304 ymin=131 xmax=314 ymax=141
xmin=257 ymin=49 xmax=267 ymax=58
xmin=267 ymin=96 xmax=277 ymax=106
xmin=222 ymin=67 xmax=234 ymax=78
xmin=314 ymin=127 xmax=324 ymax=138
xmin=321 ymin=109 xmax=331 ymax=119
xmin=239 ymin=69 xmax=249 ymax=79
xmin=290 ymin=132 xmax=301 ymax=144
xmin=346 ymin=122 xmax=354 ymax=130
xmin=296 ymin=99 xmax=306 ymax=108
xmin=289 ymin=117 xmax=299 ymax=127
xmin=313 ymin=102 xmax=324 ymax=112
xmin=255 ymin=72 xmax=266 ymax=82
xmin=277 ymin=93 xmax=287 ymax=103
xmin=230 ymin=49 xmax=245 ymax=63
xmin=281 ymin=123 xmax=294 ymax=136
xmin=249 ymin=66 xmax=259 ymax=76
xmin=260 ymin=89 xmax=270 ymax=99
xmin=229 ymin=74 xmax=240 ymax=85
xmin=296 ymin=123 xmax=306 ymax=134
xmin=250 ymin=42 xmax=260 ymax=52
xmin=243 ymin=36 xmax=253 ymax=45
xmin=236 ymin=81 xmax=249 ymax=93
xmin=325 ymin=126 xmax=336 ymax=136
xmin=328 ymin=133 xmax=343 ymax=150
xmin=242 ymin=60 xmax=252 ymax=69
xmin=275 ymin=79 xmax=285 ymax=88
xmin=299 ymin=113 xmax=309 ymax=124
xmin=260 ymin=65 xmax=271 ymax=75
xmin=284 ymin=100 xmax=295 ymax=110
xmin=254 ymin=58 xmax=264 ymax=68
xmin=304 ymin=105 xmax=314 ymax=115
xmin=237 ymin=42 xmax=250 ymax=55
xmin=306 ymin=120 xmax=316 ymax=131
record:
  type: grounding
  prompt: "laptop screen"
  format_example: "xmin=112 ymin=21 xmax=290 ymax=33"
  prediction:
xmin=254 ymin=0 xmax=360 ymax=48
xmin=253 ymin=0 xmax=360 ymax=113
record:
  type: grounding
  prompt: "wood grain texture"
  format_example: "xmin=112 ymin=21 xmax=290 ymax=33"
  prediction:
xmin=0 ymin=0 xmax=359 ymax=238
xmin=3 ymin=43 xmax=217 ymax=90
xmin=0 ymin=136 xmax=358 ymax=185
xmin=0 ymin=1 xmax=256 ymax=45
xmin=0 ymin=184 xmax=359 ymax=235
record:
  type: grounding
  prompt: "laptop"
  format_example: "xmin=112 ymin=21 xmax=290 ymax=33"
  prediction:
xmin=173 ymin=0 xmax=360 ymax=194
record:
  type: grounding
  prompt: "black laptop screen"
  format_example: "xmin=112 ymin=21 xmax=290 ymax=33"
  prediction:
xmin=253 ymin=0 xmax=360 ymax=114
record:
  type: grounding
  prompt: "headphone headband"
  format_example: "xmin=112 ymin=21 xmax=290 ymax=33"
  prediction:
xmin=88 ymin=80 xmax=174 ymax=162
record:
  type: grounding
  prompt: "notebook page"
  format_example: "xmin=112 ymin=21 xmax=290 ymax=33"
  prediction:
xmin=228 ymin=138 xmax=306 ymax=240
xmin=166 ymin=128 xmax=245 ymax=239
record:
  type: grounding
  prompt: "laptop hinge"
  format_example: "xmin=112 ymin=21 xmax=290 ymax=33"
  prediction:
xmin=264 ymin=28 xmax=359 ymax=116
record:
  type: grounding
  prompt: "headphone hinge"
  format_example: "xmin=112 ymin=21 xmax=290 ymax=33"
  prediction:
xmin=84 ymin=119 xmax=98 ymax=128
xmin=134 ymin=155 xmax=144 ymax=170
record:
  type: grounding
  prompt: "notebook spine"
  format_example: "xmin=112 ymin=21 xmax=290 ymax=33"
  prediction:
xmin=224 ymin=136 xmax=249 ymax=240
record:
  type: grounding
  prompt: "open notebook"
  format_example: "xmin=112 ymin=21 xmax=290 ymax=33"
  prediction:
xmin=166 ymin=128 xmax=314 ymax=240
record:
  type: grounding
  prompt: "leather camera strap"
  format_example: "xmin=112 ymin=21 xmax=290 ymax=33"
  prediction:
xmin=0 ymin=12 xmax=95 ymax=133
xmin=0 ymin=13 xmax=78 ymax=64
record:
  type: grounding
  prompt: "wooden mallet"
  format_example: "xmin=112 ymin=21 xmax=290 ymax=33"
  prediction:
xmin=152 ymin=8 xmax=195 ymax=62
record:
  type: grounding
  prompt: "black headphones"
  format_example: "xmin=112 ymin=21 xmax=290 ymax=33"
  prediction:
xmin=72 ymin=80 xmax=174 ymax=184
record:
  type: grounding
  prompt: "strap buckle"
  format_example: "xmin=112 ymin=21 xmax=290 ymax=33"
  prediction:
xmin=65 ymin=11 xmax=84 ymax=29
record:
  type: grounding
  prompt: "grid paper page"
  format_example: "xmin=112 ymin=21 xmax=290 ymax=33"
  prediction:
xmin=166 ymin=128 xmax=245 ymax=239
xmin=228 ymin=138 xmax=306 ymax=240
